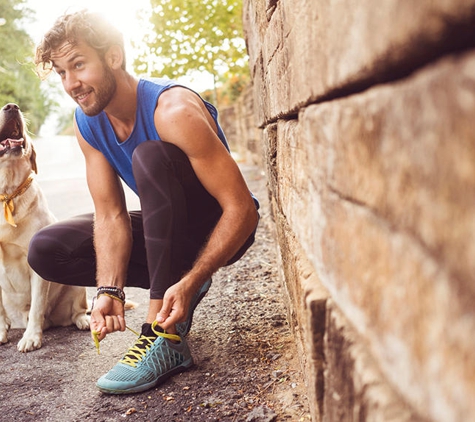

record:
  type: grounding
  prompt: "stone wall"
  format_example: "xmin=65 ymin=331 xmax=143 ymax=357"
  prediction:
xmin=224 ymin=1 xmax=475 ymax=421
xmin=220 ymin=84 xmax=263 ymax=166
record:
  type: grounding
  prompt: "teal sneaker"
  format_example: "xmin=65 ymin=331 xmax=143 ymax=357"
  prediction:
xmin=177 ymin=278 xmax=212 ymax=337
xmin=96 ymin=321 xmax=193 ymax=394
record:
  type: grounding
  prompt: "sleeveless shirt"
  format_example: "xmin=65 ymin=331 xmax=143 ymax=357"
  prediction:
xmin=75 ymin=78 xmax=230 ymax=195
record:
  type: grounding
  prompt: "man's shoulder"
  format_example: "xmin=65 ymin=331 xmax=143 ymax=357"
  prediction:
xmin=139 ymin=78 xmax=185 ymax=110
xmin=140 ymin=77 xmax=177 ymax=91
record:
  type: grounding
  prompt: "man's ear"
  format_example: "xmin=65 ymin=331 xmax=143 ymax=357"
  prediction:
xmin=105 ymin=45 xmax=124 ymax=70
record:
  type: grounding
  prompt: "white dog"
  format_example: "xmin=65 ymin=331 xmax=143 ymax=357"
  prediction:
xmin=0 ymin=103 xmax=89 ymax=352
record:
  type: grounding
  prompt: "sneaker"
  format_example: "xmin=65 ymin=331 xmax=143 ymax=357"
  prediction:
xmin=96 ymin=321 xmax=193 ymax=394
xmin=176 ymin=278 xmax=212 ymax=337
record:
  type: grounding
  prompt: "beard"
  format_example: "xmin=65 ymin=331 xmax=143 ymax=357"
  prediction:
xmin=78 ymin=64 xmax=117 ymax=117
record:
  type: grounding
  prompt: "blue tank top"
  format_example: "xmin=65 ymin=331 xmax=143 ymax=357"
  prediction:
xmin=75 ymin=78 xmax=230 ymax=194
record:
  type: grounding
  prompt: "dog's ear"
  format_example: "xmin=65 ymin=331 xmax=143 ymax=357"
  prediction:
xmin=30 ymin=142 xmax=38 ymax=174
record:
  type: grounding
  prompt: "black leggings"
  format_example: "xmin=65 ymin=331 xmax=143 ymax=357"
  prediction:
xmin=27 ymin=141 xmax=257 ymax=299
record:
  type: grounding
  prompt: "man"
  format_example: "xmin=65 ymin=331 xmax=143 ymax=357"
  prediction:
xmin=29 ymin=10 xmax=259 ymax=395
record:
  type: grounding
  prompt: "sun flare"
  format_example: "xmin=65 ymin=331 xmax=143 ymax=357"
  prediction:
xmin=27 ymin=0 xmax=151 ymax=71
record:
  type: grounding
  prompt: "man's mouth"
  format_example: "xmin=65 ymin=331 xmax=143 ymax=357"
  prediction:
xmin=74 ymin=90 xmax=93 ymax=102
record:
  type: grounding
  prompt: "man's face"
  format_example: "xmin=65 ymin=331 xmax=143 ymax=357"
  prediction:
xmin=51 ymin=41 xmax=117 ymax=116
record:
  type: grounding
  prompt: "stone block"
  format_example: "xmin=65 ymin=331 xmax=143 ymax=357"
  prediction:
xmin=246 ymin=0 xmax=475 ymax=124
xmin=262 ymin=2 xmax=282 ymax=68
xmin=274 ymin=118 xmax=328 ymax=270
xmin=262 ymin=123 xmax=278 ymax=200
xmin=324 ymin=301 xmax=423 ymax=422
xmin=219 ymin=105 xmax=237 ymax=150
xmin=320 ymin=190 xmax=475 ymax=422
xmin=243 ymin=0 xmax=268 ymax=73
xmin=252 ymin=54 xmax=268 ymax=127
xmin=318 ymin=51 xmax=475 ymax=307
xmin=272 ymin=205 xmax=329 ymax=422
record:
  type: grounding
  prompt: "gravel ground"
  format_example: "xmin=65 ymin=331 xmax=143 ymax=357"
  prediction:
xmin=0 ymin=142 xmax=311 ymax=421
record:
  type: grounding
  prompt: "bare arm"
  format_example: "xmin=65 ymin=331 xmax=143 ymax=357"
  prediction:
xmin=74 ymin=118 xmax=131 ymax=340
xmin=154 ymin=88 xmax=259 ymax=328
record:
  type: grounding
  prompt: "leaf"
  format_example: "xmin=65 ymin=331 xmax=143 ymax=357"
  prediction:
xmin=134 ymin=0 xmax=249 ymax=85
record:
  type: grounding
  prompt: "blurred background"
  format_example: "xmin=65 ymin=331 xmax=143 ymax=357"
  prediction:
xmin=0 ymin=0 xmax=249 ymax=137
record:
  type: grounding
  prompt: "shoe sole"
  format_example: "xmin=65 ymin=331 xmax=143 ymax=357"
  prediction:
xmin=178 ymin=278 xmax=212 ymax=336
xmin=96 ymin=357 xmax=194 ymax=395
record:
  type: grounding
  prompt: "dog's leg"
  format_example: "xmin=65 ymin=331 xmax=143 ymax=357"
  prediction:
xmin=0 ymin=288 xmax=11 ymax=344
xmin=71 ymin=287 xmax=90 ymax=330
xmin=17 ymin=272 xmax=49 ymax=352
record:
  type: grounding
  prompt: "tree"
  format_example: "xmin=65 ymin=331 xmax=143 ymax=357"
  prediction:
xmin=133 ymin=0 xmax=248 ymax=104
xmin=0 ymin=0 xmax=53 ymax=135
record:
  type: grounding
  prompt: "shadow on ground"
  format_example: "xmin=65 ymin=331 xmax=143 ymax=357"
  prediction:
xmin=0 ymin=163 xmax=311 ymax=422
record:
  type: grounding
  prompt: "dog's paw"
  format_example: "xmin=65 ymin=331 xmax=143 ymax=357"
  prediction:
xmin=0 ymin=317 xmax=11 ymax=344
xmin=17 ymin=333 xmax=42 ymax=352
xmin=75 ymin=314 xmax=90 ymax=331
xmin=0 ymin=330 xmax=8 ymax=344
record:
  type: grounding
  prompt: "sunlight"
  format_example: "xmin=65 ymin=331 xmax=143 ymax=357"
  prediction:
xmin=25 ymin=0 xmax=214 ymax=91
xmin=26 ymin=0 xmax=151 ymax=71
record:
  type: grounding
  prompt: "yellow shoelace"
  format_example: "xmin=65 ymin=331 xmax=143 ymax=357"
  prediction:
xmin=92 ymin=321 xmax=180 ymax=361
xmin=120 ymin=322 xmax=181 ymax=368
xmin=91 ymin=326 xmax=139 ymax=355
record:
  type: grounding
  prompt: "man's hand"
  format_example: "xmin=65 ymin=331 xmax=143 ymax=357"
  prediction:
xmin=156 ymin=282 xmax=193 ymax=331
xmin=90 ymin=295 xmax=126 ymax=341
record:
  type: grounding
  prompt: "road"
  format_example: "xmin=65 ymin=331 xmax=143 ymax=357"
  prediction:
xmin=34 ymin=135 xmax=140 ymax=219
xmin=0 ymin=136 xmax=311 ymax=422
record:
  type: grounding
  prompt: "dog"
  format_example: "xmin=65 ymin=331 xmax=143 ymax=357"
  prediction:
xmin=0 ymin=103 xmax=89 ymax=352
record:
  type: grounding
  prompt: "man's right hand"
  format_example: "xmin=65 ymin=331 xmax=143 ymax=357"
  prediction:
xmin=90 ymin=294 xmax=126 ymax=342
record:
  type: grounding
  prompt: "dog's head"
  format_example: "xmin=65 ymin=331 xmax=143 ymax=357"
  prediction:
xmin=0 ymin=103 xmax=37 ymax=174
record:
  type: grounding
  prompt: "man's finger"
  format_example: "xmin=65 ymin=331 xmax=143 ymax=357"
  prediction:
xmin=90 ymin=312 xmax=105 ymax=334
xmin=99 ymin=326 xmax=108 ymax=341
xmin=156 ymin=299 xmax=172 ymax=324
xmin=104 ymin=315 xmax=124 ymax=333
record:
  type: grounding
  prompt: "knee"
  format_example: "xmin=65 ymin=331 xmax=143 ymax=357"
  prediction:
xmin=132 ymin=140 xmax=187 ymax=170
xmin=27 ymin=227 xmax=55 ymax=274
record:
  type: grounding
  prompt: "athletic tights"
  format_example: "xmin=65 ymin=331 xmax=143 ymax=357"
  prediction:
xmin=27 ymin=140 xmax=258 ymax=299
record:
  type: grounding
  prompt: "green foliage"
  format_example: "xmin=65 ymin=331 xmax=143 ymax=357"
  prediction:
xmin=201 ymin=72 xmax=249 ymax=107
xmin=0 ymin=0 xmax=53 ymax=135
xmin=133 ymin=0 xmax=249 ymax=90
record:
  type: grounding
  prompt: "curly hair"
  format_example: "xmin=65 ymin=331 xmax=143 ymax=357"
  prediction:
xmin=34 ymin=9 xmax=126 ymax=79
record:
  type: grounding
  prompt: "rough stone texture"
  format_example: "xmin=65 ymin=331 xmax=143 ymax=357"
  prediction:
xmin=220 ymin=85 xmax=263 ymax=166
xmin=230 ymin=1 xmax=475 ymax=422
xmin=323 ymin=301 xmax=425 ymax=422
xmin=271 ymin=201 xmax=328 ymax=420
xmin=244 ymin=0 xmax=475 ymax=126
xmin=314 ymin=52 xmax=475 ymax=422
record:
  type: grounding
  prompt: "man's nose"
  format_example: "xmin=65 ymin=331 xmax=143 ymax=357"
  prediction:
xmin=64 ymin=73 xmax=81 ymax=92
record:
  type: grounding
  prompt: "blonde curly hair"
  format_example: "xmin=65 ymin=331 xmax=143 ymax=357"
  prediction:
xmin=34 ymin=9 xmax=126 ymax=79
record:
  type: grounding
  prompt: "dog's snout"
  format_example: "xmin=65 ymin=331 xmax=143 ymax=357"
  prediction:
xmin=2 ymin=103 xmax=20 ymax=112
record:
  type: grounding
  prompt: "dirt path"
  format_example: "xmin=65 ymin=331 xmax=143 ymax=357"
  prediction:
xmin=0 ymin=162 xmax=311 ymax=422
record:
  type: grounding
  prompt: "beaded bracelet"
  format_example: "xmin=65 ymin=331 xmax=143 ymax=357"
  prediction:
xmin=96 ymin=286 xmax=126 ymax=302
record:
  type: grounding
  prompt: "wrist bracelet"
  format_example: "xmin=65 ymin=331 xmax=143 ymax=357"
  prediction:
xmin=96 ymin=292 xmax=125 ymax=304
xmin=96 ymin=286 xmax=126 ymax=302
xmin=90 ymin=292 xmax=124 ymax=312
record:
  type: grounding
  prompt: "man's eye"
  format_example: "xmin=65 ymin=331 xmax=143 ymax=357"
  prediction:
xmin=75 ymin=62 xmax=84 ymax=69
